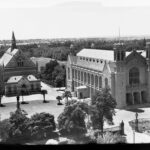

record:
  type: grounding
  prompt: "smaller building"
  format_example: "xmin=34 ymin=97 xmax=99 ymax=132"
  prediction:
xmin=5 ymin=75 xmax=41 ymax=96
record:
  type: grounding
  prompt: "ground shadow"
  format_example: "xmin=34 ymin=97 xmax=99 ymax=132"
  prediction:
xmin=126 ymin=108 xmax=145 ymax=113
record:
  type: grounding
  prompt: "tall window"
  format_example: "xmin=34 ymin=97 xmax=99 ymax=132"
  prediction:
xmin=105 ymin=78 xmax=108 ymax=88
xmin=78 ymin=70 xmax=80 ymax=81
xmin=81 ymin=72 xmax=83 ymax=82
xmin=84 ymin=72 xmax=86 ymax=83
xmin=88 ymin=73 xmax=90 ymax=84
xmin=68 ymin=68 xmax=70 ymax=79
xmin=91 ymin=74 xmax=94 ymax=86
xmin=129 ymin=67 xmax=139 ymax=85
xmin=99 ymin=76 xmax=102 ymax=88
xmin=95 ymin=75 xmax=98 ymax=88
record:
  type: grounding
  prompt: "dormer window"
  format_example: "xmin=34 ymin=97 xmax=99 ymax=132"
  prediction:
xmin=17 ymin=58 xmax=24 ymax=67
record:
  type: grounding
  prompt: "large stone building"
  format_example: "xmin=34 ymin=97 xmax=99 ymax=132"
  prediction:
xmin=66 ymin=42 xmax=150 ymax=108
xmin=0 ymin=32 xmax=41 ymax=96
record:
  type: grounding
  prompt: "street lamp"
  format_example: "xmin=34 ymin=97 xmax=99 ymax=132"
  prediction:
xmin=135 ymin=112 xmax=139 ymax=132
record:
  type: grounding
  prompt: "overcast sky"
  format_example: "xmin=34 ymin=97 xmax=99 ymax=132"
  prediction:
xmin=0 ymin=0 xmax=150 ymax=39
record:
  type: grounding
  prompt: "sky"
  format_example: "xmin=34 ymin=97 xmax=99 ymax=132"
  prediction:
xmin=0 ymin=0 xmax=150 ymax=39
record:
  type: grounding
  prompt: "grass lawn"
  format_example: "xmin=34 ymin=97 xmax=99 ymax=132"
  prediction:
xmin=0 ymin=100 xmax=65 ymax=122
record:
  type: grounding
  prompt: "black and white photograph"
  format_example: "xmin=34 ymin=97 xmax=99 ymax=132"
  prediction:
xmin=0 ymin=0 xmax=150 ymax=145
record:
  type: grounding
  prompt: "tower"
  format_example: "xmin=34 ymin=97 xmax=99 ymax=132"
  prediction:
xmin=114 ymin=43 xmax=126 ymax=108
xmin=11 ymin=31 xmax=17 ymax=51
xmin=146 ymin=42 xmax=150 ymax=102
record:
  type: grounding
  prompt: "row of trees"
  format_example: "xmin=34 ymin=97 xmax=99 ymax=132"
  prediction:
xmin=0 ymin=111 xmax=56 ymax=143
xmin=0 ymin=37 xmax=146 ymax=61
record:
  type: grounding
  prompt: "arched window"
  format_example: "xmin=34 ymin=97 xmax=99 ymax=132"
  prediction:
xmin=99 ymin=76 xmax=102 ymax=88
xmin=88 ymin=73 xmax=90 ymax=84
xmin=81 ymin=72 xmax=83 ymax=82
xmin=91 ymin=74 xmax=94 ymax=86
xmin=95 ymin=75 xmax=98 ymax=88
xmin=105 ymin=78 xmax=108 ymax=88
xmin=129 ymin=67 xmax=139 ymax=85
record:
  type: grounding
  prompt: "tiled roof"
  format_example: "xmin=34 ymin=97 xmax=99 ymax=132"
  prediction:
xmin=77 ymin=48 xmax=114 ymax=61
xmin=0 ymin=48 xmax=18 ymax=67
xmin=7 ymin=75 xmax=38 ymax=83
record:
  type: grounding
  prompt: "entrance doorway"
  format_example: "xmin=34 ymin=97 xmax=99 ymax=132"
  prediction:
xmin=80 ymin=92 xmax=83 ymax=99
xmin=141 ymin=91 xmax=147 ymax=103
xmin=133 ymin=92 xmax=140 ymax=104
xmin=126 ymin=93 xmax=133 ymax=105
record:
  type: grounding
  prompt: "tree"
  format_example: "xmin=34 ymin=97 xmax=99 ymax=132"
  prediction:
xmin=8 ymin=110 xmax=30 ymax=143
xmin=57 ymin=101 xmax=89 ymax=136
xmin=41 ymin=89 xmax=48 ymax=103
xmin=90 ymin=88 xmax=117 ymax=137
xmin=63 ymin=90 xmax=72 ymax=106
xmin=29 ymin=112 xmax=56 ymax=139
xmin=56 ymin=96 xmax=63 ymax=105
xmin=52 ymin=65 xmax=66 ymax=87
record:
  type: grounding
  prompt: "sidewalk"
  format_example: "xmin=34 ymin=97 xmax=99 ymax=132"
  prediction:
xmin=104 ymin=109 xmax=150 ymax=143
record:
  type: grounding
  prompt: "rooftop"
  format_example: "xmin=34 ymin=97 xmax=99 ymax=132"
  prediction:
xmin=7 ymin=75 xmax=38 ymax=83
xmin=77 ymin=48 xmax=114 ymax=61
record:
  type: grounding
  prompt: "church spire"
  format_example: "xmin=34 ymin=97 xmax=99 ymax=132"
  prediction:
xmin=11 ymin=31 xmax=17 ymax=51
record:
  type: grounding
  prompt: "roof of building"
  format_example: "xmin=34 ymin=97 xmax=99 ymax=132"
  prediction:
xmin=126 ymin=50 xmax=146 ymax=58
xmin=76 ymin=85 xmax=87 ymax=90
xmin=7 ymin=75 xmax=38 ymax=83
xmin=77 ymin=48 xmax=114 ymax=61
xmin=0 ymin=48 xmax=19 ymax=67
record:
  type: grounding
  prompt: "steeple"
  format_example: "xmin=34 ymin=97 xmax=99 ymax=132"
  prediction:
xmin=11 ymin=31 xmax=17 ymax=51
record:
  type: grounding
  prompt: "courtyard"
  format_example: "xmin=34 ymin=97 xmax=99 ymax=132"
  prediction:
xmin=1 ymin=82 xmax=150 ymax=143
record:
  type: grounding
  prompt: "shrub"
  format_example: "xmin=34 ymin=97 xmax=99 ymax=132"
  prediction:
xmin=0 ymin=119 xmax=11 ymax=142
xmin=29 ymin=112 xmax=56 ymax=140
xmin=96 ymin=132 xmax=126 ymax=144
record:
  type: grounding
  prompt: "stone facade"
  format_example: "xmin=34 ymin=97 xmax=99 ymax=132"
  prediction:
xmin=66 ymin=42 xmax=150 ymax=108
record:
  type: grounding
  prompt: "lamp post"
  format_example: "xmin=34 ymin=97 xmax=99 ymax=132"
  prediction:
xmin=135 ymin=112 xmax=139 ymax=132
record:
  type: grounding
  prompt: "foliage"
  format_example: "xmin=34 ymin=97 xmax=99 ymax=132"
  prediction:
xmin=40 ymin=60 xmax=66 ymax=87
xmin=29 ymin=112 xmax=56 ymax=140
xmin=56 ymin=96 xmax=62 ymax=104
xmin=8 ymin=110 xmax=30 ymax=142
xmin=57 ymin=101 xmax=88 ymax=136
xmin=63 ymin=91 xmax=72 ymax=106
xmin=91 ymin=88 xmax=117 ymax=133
xmin=96 ymin=132 xmax=126 ymax=144
xmin=0 ymin=119 xmax=11 ymax=142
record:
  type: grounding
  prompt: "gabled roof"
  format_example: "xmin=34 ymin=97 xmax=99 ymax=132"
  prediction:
xmin=0 ymin=48 xmax=19 ymax=67
xmin=125 ymin=50 xmax=146 ymax=64
xmin=77 ymin=48 xmax=114 ymax=61
xmin=7 ymin=75 xmax=38 ymax=83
